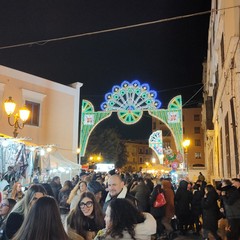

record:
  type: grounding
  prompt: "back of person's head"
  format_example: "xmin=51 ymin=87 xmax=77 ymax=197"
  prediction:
xmin=61 ymin=180 xmax=73 ymax=191
xmin=193 ymin=183 xmax=201 ymax=190
xmin=11 ymin=184 xmax=47 ymax=216
xmin=7 ymin=198 xmax=17 ymax=212
xmin=107 ymin=198 xmax=145 ymax=239
xmin=205 ymin=184 xmax=216 ymax=194
xmin=12 ymin=196 xmax=68 ymax=240
xmin=87 ymin=180 xmax=104 ymax=194
xmin=40 ymin=183 xmax=55 ymax=197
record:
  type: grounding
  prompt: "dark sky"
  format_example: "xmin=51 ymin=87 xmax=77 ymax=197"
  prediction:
xmin=0 ymin=0 xmax=211 ymax=139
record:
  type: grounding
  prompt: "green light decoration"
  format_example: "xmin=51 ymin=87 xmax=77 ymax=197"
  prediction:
xmin=79 ymin=80 xmax=183 ymax=163
xmin=80 ymin=100 xmax=112 ymax=157
xmin=100 ymin=80 xmax=161 ymax=125
xmin=148 ymin=95 xmax=184 ymax=158
xmin=149 ymin=130 xmax=164 ymax=164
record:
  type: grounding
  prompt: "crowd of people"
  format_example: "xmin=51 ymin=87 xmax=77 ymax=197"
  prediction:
xmin=0 ymin=170 xmax=239 ymax=240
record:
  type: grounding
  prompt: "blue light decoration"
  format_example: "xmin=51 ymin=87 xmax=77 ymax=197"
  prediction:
xmin=100 ymin=80 xmax=162 ymax=124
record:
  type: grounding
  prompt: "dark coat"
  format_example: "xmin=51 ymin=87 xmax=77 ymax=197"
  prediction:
xmin=50 ymin=182 xmax=62 ymax=201
xmin=5 ymin=212 xmax=24 ymax=239
xmin=149 ymin=184 xmax=166 ymax=219
xmin=201 ymin=190 xmax=219 ymax=232
xmin=222 ymin=186 xmax=240 ymax=219
xmin=130 ymin=182 xmax=151 ymax=212
xmin=174 ymin=180 xmax=192 ymax=218
xmin=192 ymin=189 xmax=203 ymax=216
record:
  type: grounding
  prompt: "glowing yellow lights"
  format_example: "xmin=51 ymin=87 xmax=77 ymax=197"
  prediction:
xmin=4 ymin=96 xmax=30 ymax=138
xmin=88 ymin=154 xmax=103 ymax=163
xmin=182 ymin=139 xmax=190 ymax=149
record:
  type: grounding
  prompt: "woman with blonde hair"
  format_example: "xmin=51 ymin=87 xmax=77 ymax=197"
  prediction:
xmin=11 ymin=182 xmax=24 ymax=201
xmin=67 ymin=181 xmax=87 ymax=210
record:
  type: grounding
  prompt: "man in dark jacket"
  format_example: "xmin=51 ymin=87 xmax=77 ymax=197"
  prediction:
xmin=221 ymin=178 xmax=240 ymax=240
xmin=103 ymin=174 xmax=139 ymax=213
xmin=130 ymin=177 xmax=151 ymax=212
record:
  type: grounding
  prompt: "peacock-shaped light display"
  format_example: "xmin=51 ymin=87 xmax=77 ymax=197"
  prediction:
xmin=100 ymin=80 xmax=162 ymax=124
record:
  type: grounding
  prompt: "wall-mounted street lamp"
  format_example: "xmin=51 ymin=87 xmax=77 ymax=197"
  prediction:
xmin=182 ymin=139 xmax=191 ymax=172
xmin=4 ymin=96 xmax=30 ymax=138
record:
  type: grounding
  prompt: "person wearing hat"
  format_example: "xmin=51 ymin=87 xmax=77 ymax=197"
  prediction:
xmin=87 ymin=181 xmax=104 ymax=205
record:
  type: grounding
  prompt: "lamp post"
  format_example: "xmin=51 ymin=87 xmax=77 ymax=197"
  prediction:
xmin=182 ymin=139 xmax=190 ymax=173
xmin=4 ymin=96 xmax=30 ymax=138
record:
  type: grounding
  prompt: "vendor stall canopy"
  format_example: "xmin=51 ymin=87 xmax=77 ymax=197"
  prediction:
xmin=0 ymin=133 xmax=80 ymax=185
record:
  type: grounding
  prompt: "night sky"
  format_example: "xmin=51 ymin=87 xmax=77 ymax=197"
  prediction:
xmin=0 ymin=0 xmax=211 ymax=139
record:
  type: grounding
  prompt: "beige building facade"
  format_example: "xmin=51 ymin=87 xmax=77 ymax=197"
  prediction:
xmin=0 ymin=65 xmax=82 ymax=163
xmin=123 ymin=140 xmax=152 ymax=172
xmin=202 ymin=0 xmax=240 ymax=182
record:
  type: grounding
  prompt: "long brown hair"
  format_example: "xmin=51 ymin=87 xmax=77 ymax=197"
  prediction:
xmin=12 ymin=196 xmax=69 ymax=240
xmin=66 ymin=192 xmax=104 ymax=238
xmin=11 ymin=182 xmax=24 ymax=201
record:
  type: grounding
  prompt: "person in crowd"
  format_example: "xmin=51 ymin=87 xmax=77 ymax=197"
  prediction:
xmin=40 ymin=183 xmax=55 ymax=197
xmin=130 ymin=177 xmax=151 ymax=212
xmin=87 ymin=180 xmax=104 ymax=205
xmin=0 ymin=198 xmax=16 ymax=239
xmin=50 ymin=176 xmax=62 ymax=201
xmin=174 ymin=179 xmax=193 ymax=235
xmin=149 ymin=182 xmax=166 ymax=238
xmin=198 ymin=172 xmax=205 ymax=182
xmin=144 ymin=177 xmax=154 ymax=193
xmin=10 ymin=182 xmax=24 ymax=202
xmin=94 ymin=198 xmax=156 ymax=240
xmin=221 ymin=178 xmax=240 ymax=240
xmin=216 ymin=181 xmax=229 ymax=240
xmin=201 ymin=184 xmax=222 ymax=240
xmin=161 ymin=179 xmax=175 ymax=239
xmin=72 ymin=175 xmax=80 ymax=187
xmin=5 ymin=184 xmax=47 ymax=239
xmin=12 ymin=196 xmax=69 ymax=240
xmin=0 ymin=198 xmax=16 ymax=225
xmin=65 ymin=191 xmax=105 ymax=240
xmin=191 ymin=183 xmax=203 ymax=235
xmin=67 ymin=180 xmax=88 ymax=210
xmin=103 ymin=174 xmax=139 ymax=213
xmin=58 ymin=180 xmax=73 ymax=214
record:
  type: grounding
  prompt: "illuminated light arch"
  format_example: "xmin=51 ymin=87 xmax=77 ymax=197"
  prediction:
xmin=100 ymin=80 xmax=161 ymax=125
xmin=79 ymin=80 xmax=183 ymax=160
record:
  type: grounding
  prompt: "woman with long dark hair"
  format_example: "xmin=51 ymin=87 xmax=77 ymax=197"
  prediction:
xmin=95 ymin=198 xmax=156 ymax=239
xmin=12 ymin=196 xmax=69 ymax=240
xmin=66 ymin=191 xmax=104 ymax=240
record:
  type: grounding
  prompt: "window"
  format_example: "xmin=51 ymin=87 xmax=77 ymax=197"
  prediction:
xmin=221 ymin=34 xmax=225 ymax=67
xmin=195 ymin=139 xmax=201 ymax=146
xmin=139 ymin=149 xmax=143 ymax=154
xmin=25 ymin=101 xmax=40 ymax=126
xmin=194 ymin=127 xmax=200 ymax=134
xmin=139 ymin=157 xmax=143 ymax=164
xmin=195 ymin=152 xmax=201 ymax=159
xmin=194 ymin=114 xmax=200 ymax=121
